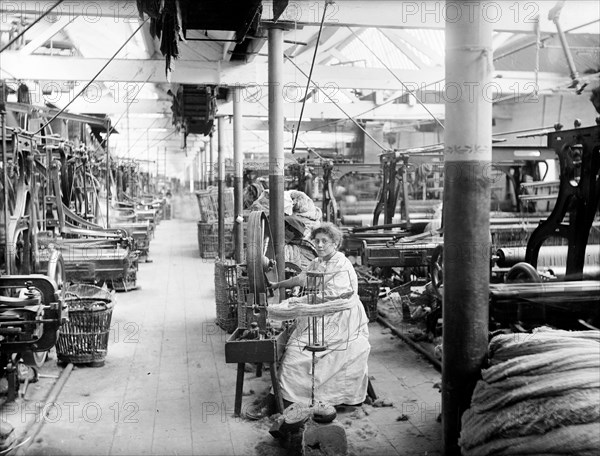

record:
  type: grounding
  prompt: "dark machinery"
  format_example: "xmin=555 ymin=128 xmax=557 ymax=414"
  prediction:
xmin=347 ymin=143 xmax=563 ymax=283
xmin=0 ymin=98 xmax=66 ymax=405
xmin=525 ymin=125 xmax=600 ymax=279
xmin=319 ymin=160 xmax=381 ymax=225
xmin=2 ymin=103 xmax=141 ymax=292
xmin=490 ymin=123 xmax=600 ymax=330
xmin=0 ymin=275 xmax=65 ymax=402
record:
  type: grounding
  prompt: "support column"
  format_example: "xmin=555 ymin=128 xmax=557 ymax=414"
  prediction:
xmin=189 ymin=159 xmax=194 ymax=193
xmin=1 ymin=97 xmax=10 ymax=274
xmin=106 ymin=118 xmax=111 ymax=228
xmin=268 ymin=25 xmax=285 ymax=292
xmin=442 ymin=3 xmax=492 ymax=455
xmin=209 ymin=133 xmax=215 ymax=187
xmin=233 ymin=87 xmax=244 ymax=263
xmin=217 ymin=116 xmax=226 ymax=260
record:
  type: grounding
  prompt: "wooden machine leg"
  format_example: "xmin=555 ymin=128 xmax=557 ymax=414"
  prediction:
xmin=270 ymin=362 xmax=284 ymax=413
xmin=256 ymin=363 xmax=263 ymax=377
xmin=234 ymin=363 xmax=245 ymax=417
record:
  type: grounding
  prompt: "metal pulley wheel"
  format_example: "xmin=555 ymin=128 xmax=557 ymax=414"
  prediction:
xmin=246 ymin=211 xmax=279 ymax=302
xmin=505 ymin=262 xmax=542 ymax=283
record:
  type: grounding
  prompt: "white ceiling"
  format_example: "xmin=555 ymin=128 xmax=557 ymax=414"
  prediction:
xmin=1 ymin=0 xmax=598 ymax=177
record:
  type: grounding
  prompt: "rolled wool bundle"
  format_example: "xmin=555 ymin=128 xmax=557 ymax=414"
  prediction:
xmin=470 ymin=368 xmax=600 ymax=413
xmin=460 ymin=389 xmax=600 ymax=450
xmin=482 ymin=347 xmax=600 ymax=383
xmin=267 ymin=294 xmax=355 ymax=320
xmin=461 ymin=423 xmax=600 ymax=456
xmin=489 ymin=337 xmax=599 ymax=364
xmin=460 ymin=329 xmax=600 ymax=456
xmin=488 ymin=330 xmax=600 ymax=358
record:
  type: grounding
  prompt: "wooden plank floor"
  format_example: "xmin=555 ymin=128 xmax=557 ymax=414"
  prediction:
xmin=16 ymin=193 xmax=442 ymax=456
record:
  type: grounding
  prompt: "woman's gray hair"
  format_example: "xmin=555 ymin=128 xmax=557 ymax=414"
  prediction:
xmin=310 ymin=222 xmax=343 ymax=247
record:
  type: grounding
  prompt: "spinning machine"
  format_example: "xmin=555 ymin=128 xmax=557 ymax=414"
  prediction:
xmin=225 ymin=211 xmax=293 ymax=417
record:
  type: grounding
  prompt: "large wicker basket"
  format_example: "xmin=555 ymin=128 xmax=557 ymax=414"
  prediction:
xmin=196 ymin=189 xmax=218 ymax=223
xmin=56 ymin=284 xmax=115 ymax=366
xmin=214 ymin=261 xmax=238 ymax=333
xmin=198 ymin=222 xmax=234 ymax=259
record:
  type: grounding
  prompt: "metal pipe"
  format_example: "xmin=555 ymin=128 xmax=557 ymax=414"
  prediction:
xmin=377 ymin=311 xmax=441 ymax=371
xmin=106 ymin=118 xmax=110 ymax=229
xmin=217 ymin=116 xmax=225 ymax=260
xmin=209 ymin=134 xmax=214 ymax=186
xmin=443 ymin=4 xmax=492 ymax=454
xmin=201 ymin=148 xmax=205 ymax=190
xmin=553 ymin=18 xmax=580 ymax=87
xmin=268 ymin=25 xmax=286 ymax=296
xmin=0 ymin=0 xmax=64 ymax=53
xmin=1 ymin=99 xmax=9 ymax=274
xmin=233 ymin=87 xmax=244 ymax=263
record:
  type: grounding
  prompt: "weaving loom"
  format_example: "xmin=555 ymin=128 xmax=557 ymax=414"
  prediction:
xmin=490 ymin=123 xmax=600 ymax=329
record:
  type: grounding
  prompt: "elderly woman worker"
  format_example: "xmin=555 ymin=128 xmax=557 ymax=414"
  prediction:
xmin=270 ymin=222 xmax=370 ymax=407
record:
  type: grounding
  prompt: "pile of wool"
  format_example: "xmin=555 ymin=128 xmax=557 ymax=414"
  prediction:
xmin=459 ymin=327 xmax=600 ymax=456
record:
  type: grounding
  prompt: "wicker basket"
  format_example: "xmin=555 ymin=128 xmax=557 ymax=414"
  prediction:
xmin=56 ymin=284 xmax=115 ymax=366
xmin=196 ymin=187 xmax=235 ymax=223
xmin=196 ymin=189 xmax=218 ymax=222
xmin=358 ymin=279 xmax=381 ymax=322
xmin=198 ymin=222 xmax=234 ymax=259
xmin=214 ymin=261 xmax=238 ymax=333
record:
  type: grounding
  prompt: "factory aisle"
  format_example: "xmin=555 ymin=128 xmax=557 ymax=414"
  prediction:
xmin=22 ymin=194 xmax=442 ymax=456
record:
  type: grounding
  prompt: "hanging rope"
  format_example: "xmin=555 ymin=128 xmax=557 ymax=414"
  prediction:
xmin=284 ymin=55 xmax=389 ymax=152
xmin=290 ymin=0 xmax=330 ymax=154
xmin=34 ymin=18 xmax=149 ymax=135
xmin=108 ymin=78 xmax=151 ymax=134
xmin=293 ymin=18 xmax=599 ymax=140
xmin=347 ymin=27 xmax=445 ymax=130
xmin=0 ymin=0 xmax=64 ymax=53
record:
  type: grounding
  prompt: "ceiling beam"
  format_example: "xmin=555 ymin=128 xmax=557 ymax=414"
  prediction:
xmin=289 ymin=27 xmax=340 ymax=62
xmin=379 ymin=29 xmax=431 ymax=69
xmin=380 ymin=29 xmax=443 ymax=64
xmin=115 ymin=117 xmax=173 ymax=130
xmin=0 ymin=1 xmax=140 ymax=21
xmin=263 ymin=1 xmax=599 ymax=33
xmin=217 ymin=100 xmax=445 ymax=121
xmin=2 ymin=1 xmax=597 ymax=34
xmin=18 ymin=15 xmax=77 ymax=55
xmin=68 ymin=99 xmax=172 ymax=115
xmin=1 ymin=53 xmax=568 ymax=91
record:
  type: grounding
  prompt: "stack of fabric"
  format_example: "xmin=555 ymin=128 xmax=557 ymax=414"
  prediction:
xmin=459 ymin=327 xmax=600 ymax=456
